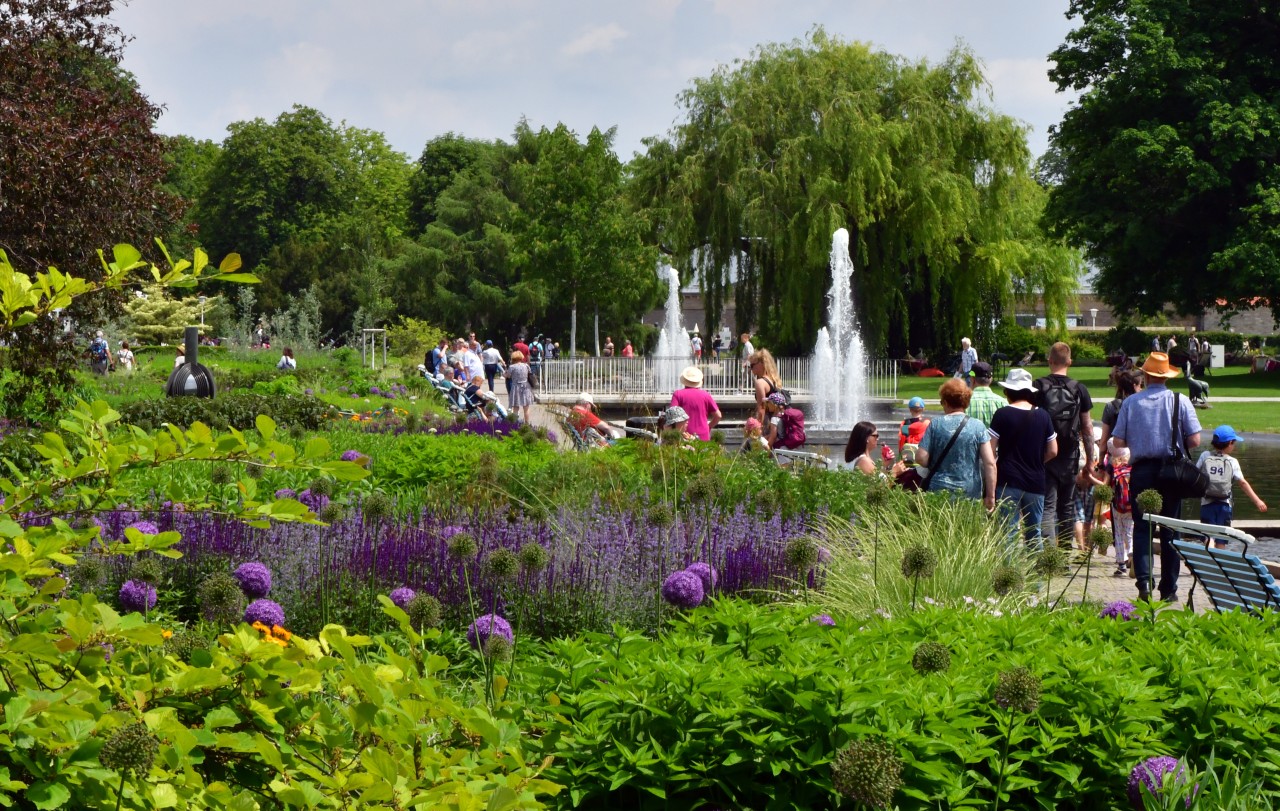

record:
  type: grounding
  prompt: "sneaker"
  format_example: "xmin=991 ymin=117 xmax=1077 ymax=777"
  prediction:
xmin=1112 ymin=567 xmax=1128 ymax=578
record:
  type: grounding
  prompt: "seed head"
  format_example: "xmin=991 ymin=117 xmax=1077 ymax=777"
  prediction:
xmin=647 ymin=503 xmax=675 ymax=529
xmin=99 ymin=722 xmax=159 ymax=775
xmin=128 ymin=557 xmax=163 ymax=585
xmin=307 ymin=476 xmax=334 ymax=498
xmin=831 ymin=735 xmax=903 ymax=808
xmin=1033 ymin=546 xmax=1067 ymax=577
xmin=319 ymin=502 xmax=345 ymax=523
xmin=446 ymin=531 xmax=478 ymax=561
xmin=518 ymin=543 xmax=550 ymax=574
xmin=784 ymin=536 xmax=821 ymax=572
xmin=405 ymin=594 xmax=442 ymax=631
xmin=244 ymin=464 xmax=264 ymax=479
xmin=198 ymin=573 xmax=245 ymax=625
xmin=484 ymin=635 xmax=514 ymax=662
xmin=900 ymin=544 xmax=937 ymax=580
xmin=912 ymin=642 xmax=951 ymax=674
xmin=1092 ymin=483 xmax=1114 ymax=505
xmin=211 ymin=464 xmax=234 ymax=486
xmin=1135 ymin=489 xmax=1164 ymax=515
xmin=361 ymin=492 xmax=393 ymax=524
xmin=865 ymin=480 xmax=892 ymax=508
xmin=1088 ymin=526 xmax=1114 ymax=554
xmin=482 ymin=548 xmax=520 ymax=582
xmin=165 ymin=629 xmax=206 ymax=663
xmin=991 ymin=565 xmax=1025 ymax=597
xmin=72 ymin=555 xmax=108 ymax=589
xmin=686 ymin=473 xmax=721 ymax=504
xmin=994 ymin=666 xmax=1041 ymax=713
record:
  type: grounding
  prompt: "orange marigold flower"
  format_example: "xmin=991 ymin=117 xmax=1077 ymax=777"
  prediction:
xmin=161 ymin=629 xmax=173 ymax=639
xmin=271 ymin=625 xmax=292 ymax=641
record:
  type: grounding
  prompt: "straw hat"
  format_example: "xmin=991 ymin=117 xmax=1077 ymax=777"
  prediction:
xmin=1140 ymin=351 xmax=1180 ymax=378
xmin=680 ymin=366 xmax=703 ymax=387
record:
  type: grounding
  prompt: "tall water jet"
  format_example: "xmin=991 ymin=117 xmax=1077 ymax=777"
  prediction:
xmin=811 ymin=228 xmax=868 ymax=428
xmin=653 ymin=264 xmax=693 ymax=393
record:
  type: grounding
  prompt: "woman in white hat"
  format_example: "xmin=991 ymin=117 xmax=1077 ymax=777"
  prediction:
xmin=668 ymin=366 xmax=721 ymax=441
xmin=988 ymin=367 xmax=1059 ymax=548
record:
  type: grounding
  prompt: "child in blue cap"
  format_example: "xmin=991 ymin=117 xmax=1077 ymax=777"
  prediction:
xmin=899 ymin=396 xmax=930 ymax=456
xmin=1196 ymin=425 xmax=1267 ymax=547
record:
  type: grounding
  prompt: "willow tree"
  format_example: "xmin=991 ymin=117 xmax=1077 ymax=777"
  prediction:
xmin=632 ymin=29 xmax=1077 ymax=355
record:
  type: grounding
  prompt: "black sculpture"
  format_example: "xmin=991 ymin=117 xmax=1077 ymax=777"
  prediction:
xmin=165 ymin=326 xmax=216 ymax=398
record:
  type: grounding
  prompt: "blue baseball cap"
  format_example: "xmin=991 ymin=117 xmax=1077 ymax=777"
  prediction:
xmin=907 ymin=396 xmax=925 ymax=409
xmin=1213 ymin=425 xmax=1243 ymax=444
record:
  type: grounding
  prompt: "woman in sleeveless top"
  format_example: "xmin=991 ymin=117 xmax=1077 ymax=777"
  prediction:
xmin=843 ymin=421 xmax=881 ymax=475
xmin=748 ymin=349 xmax=784 ymax=423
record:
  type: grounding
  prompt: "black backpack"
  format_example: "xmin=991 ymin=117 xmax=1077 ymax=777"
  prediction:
xmin=1038 ymin=377 xmax=1082 ymax=451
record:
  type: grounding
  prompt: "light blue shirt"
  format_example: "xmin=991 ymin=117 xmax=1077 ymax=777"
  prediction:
xmin=1112 ymin=383 xmax=1201 ymax=462
xmin=921 ymin=412 xmax=990 ymax=499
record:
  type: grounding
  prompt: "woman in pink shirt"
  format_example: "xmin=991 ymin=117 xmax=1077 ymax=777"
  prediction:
xmin=669 ymin=366 xmax=721 ymax=441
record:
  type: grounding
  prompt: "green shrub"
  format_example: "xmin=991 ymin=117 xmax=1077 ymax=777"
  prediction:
xmin=119 ymin=393 xmax=334 ymax=431
xmin=518 ymin=599 xmax=1280 ymax=811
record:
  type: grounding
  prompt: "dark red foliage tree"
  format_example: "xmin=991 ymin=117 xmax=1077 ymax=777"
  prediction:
xmin=0 ymin=0 xmax=179 ymax=421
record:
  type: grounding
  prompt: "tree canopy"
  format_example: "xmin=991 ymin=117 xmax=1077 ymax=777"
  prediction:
xmin=633 ymin=28 xmax=1077 ymax=355
xmin=1044 ymin=0 xmax=1280 ymax=322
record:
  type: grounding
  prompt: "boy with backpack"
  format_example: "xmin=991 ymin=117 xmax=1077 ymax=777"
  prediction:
xmin=88 ymin=330 xmax=111 ymax=375
xmin=898 ymin=396 xmax=930 ymax=455
xmin=1197 ymin=425 xmax=1267 ymax=547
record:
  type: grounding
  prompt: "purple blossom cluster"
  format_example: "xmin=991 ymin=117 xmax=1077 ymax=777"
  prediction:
xmin=389 ymin=587 xmax=416 ymax=608
xmin=1128 ymin=756 xmax=1195 ymax=809
xmin=466 ymin=614 xmax=513 ymax=649
xmin=661 ymin=570 xmax=704 ymax=609
xmin=233 ymin=562 xmax=272 ymax=598
xmin=83 ymin=501 xmax=809 ymax=637
xmin=245 ymin=598 xmax=286 ymax=627
xmin=118 ymin=580 xmax=157 ymax=612
xmin=1100 ymin=600 xmax=1137 ymax=621
xmin=127 ymin=521 xmax=160 ymax=536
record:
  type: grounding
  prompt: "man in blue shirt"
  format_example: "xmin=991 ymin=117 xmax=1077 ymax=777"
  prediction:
xmin=1112 ymin=352 xmax=1202 ymax=603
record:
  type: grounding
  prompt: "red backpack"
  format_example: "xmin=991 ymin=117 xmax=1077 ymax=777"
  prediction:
xmin=1112 ymin=463 xmax=1132 ymax=514
xmin=778 ymin=407 xmax=807 ymax=449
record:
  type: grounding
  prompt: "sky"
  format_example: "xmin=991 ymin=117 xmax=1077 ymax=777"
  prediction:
xmin=110 ymin=0 xmax=1080 ymax=163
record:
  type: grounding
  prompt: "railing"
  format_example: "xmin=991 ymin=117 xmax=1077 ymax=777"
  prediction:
xmin=535 ymin=356 xmax=898 ymax=401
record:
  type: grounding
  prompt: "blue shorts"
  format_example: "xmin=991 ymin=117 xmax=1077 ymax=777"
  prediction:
xmin=1074 ymin=487 xmax=1094 ymax=523
xmin=1200 ymin=500 xmax=1233 ymax=527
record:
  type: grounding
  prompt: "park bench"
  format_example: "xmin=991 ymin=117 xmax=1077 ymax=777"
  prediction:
xmin=1147 ymin=514 xmax=1280 ymax=615
xmin=773 ymin=448 xmax=834 ymax=471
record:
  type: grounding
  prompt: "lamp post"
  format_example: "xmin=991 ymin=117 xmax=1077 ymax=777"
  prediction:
xmin=197 ymin=295 xmax=207 ymax=328
xmin=1089 ymin=308 xmax=1098 ymax=329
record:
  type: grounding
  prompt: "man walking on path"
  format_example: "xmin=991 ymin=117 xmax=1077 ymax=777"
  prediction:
xmin=1034 ymin=342 xmax=1096 ymax=547
xmin=1111 ymin=352 xmax=1202 ymax=603
xmin=958 ymin=337 xmax=978 ymax=386
xmin=965 ymin=362 xmax=1004 ymax=428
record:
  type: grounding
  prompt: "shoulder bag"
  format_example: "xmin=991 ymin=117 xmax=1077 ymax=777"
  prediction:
xmin=1156 ymin=392 xmax=1208 ymax=500
xmin=896 ymin=415 xmax=969 ymax=492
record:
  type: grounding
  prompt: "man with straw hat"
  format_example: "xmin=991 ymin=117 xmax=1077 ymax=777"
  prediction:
xmin=669 ymin=366 xmax=721 ymax=441
xmin=1111 ymin=352 xmax=1202 ymax=603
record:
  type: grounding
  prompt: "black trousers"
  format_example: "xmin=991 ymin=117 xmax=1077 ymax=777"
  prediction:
xmin=1130 ymin=459 xmax=1184 ymax=599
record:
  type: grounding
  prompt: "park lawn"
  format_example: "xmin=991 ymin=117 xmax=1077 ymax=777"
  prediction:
xmin=894 ymin=365 xmax=1280 ymax=433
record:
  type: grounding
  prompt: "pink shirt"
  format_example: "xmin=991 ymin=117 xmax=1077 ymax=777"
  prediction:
xmin=670 ymin=387 xmax=720 ymax=441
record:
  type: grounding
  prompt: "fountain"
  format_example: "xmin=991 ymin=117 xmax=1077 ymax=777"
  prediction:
xmin=653 ymin=264 xmax=692 ymax=393
xmin=810 ymin=228 xmax=868 ymax=428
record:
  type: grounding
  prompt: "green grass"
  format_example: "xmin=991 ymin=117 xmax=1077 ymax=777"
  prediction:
xmin=895 ymin=364 xmax=1280 ymax=433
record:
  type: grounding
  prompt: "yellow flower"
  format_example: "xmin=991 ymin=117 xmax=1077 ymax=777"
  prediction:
xmin=161 ymin=629 xmax=173 ymax=639
xmin=271 ymin=625 xmax=292 ymax=642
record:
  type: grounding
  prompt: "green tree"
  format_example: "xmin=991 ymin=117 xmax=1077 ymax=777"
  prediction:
xmin=511 ymin=122 xmax=658 ymax=356
xmin=1044 ymin=0 xmax=1280 ymax=323
xmin=632 ymin=28 xmax=1074 ymax=355
xmin=119 ymin=284 xmax=222 ymax=345
xmin=406 ymin=132 xmax=491 ymax=235
xmin=159 ymin=135 xmax=221 ymax=256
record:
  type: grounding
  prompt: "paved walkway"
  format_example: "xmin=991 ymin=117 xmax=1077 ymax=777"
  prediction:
xmin=1054 ymin=545 xmax=1206 ymax=612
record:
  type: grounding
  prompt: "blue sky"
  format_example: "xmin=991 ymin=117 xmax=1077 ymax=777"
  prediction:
xmin=112 ymin=0 xmax=1079 ymax=162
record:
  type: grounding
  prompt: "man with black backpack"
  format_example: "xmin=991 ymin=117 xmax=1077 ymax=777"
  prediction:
xmin=1034 ymin=342 xmax=1096 ymax=549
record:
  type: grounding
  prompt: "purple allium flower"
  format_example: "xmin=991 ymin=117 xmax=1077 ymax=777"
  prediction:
xmin=1101 ymin=600 xmax=1137 ymax=621
xmin=304 ymin=388 xmax=314 ymax=396
xmin=1128 ymin=756 xmax=1193 ymax=809
xmin=811 ymin=614 xmax=836 ymax=626
xmin=118 ymin=580 xmax=157 ymax=612
xmin=370 ymin=386 xmax=381 ymax=395
xmin=685 ymin=562 xmax=718 ymax=593
xmin=340 ymin=449 xmax=363 ymax=462
xmin=127 ymin=521 xmax=160 ymax=536
xmin=274 ymin=488 xmax=297 ymax=500
xmin=233 ymin=562 xmax=272 ymax=598
xmin=466 ymin=614 xmax=514 ymax=649
xmin=389 ymin=587 xmax=416 ymax=608
xmin=661 ymin=570 xmax=704 ymax=609
xmin=244 ymin=598 xmax=286 ymax=627
xmin=297 ymin=489 xmax=329 ymax=512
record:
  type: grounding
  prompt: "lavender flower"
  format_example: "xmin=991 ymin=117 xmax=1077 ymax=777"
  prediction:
xmin=811 ymin=614 xmax=836 ymax=626
xmin=389 ymin=587 xmax=416 ymax=608
xmin=1128 ymin=756 xmax=1194 ymax=809
xmin=118 ymin=580 xmax=157 ymax=612
xmin=466 ymin=614 xmax=514 ymax=650
xmin=127 ymin=521 xmax=160 ymax=536
xmin=661 ymin=570 xmax=704 ymax=609
xmin=685 ymin=562 xmax=718 ymax=593
xmin=233 ymin=562 xmax=273 ymax=598
xmin=1101 ymin=600 xmax=1137 ymax=621
xmin=244 ymin=599 xmax=286 ymax=627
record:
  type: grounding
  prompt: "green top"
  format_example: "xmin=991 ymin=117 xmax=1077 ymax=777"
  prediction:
xmin=967 ymin=385 xmax=1006 ymax=429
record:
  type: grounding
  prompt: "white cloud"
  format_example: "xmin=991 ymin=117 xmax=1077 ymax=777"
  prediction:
xmin=561 ymin=23 xmax=628 ymax=57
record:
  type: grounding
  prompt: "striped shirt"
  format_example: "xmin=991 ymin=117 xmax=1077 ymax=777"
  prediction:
xmin=1112 ymin=384 xmax=1202 ymax=462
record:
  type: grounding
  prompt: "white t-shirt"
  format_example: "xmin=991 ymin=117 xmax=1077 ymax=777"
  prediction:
xmin=482 ymin=347 xmax=502 ymax=365
xmin=742 ymin=340 xmax=755 ymax=359
xmin=1197 ymin=450 xmax=1242 ymax=505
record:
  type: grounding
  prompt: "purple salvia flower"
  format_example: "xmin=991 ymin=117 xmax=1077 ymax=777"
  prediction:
xmin=118 ymin=580 xmax=157 ymax=612
xmin=466 ymin=614 xmax=514 ymax=649
xmin=389 ymin=587 xmax=416 ymax=608
xmin=661 ymin=570 xmax=704 ymax=609
xmin=233 ymin=562 xmax=273 ymax=598
xmin=244 ymin=598 xmax=286 ymax=627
